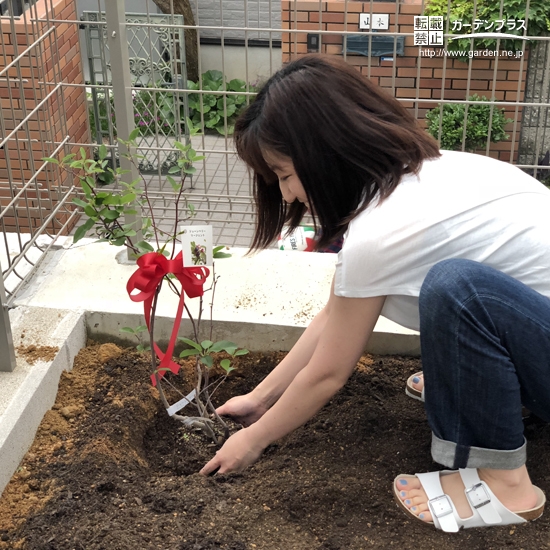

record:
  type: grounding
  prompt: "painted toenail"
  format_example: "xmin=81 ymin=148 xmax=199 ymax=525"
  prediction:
xmin=419 ymin=513 xmax=425 ymax=519
xmin=412 ymin=506 xmax=417 ymax=511
xmin=405 ymin=500 xmax=411 ymax=505
xmin=399 ymin=479 xmax=408 ymax=485
xmin=400 ymin=491 xmax=406 ymax=497
xmin=412 ymin=376 xmax=420 ymax=384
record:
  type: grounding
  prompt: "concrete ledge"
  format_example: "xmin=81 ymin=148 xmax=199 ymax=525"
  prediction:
xmin=87 ymin=311 xmax=420 ymax=356
xmin=0 ymin=307 xmax=86 ymax=497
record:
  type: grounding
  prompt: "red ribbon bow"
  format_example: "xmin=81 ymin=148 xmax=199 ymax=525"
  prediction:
xmin=126 ymin=251 xmax=210 ymax=385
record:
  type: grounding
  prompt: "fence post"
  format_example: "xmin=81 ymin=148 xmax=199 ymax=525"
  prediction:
xmin=105 ymin=0 xmax=142 ymax=260
xmin=0 ymin=262 xmax=16 ymax=372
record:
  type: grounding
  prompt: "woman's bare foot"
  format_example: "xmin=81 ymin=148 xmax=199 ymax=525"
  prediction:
xmin=395 ymin=465 xmax=539 ymax=522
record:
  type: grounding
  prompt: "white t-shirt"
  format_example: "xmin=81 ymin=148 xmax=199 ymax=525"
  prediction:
xmin=334 ymin=150 xmax=550 ymax=331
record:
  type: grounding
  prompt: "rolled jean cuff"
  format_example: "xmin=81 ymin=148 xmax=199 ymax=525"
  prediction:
xmin=431 ymin=433 xmax=527 ymax=470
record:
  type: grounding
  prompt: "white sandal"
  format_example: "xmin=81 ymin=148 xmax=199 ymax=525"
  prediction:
xmin=393 ymin=468 xmax=546 ymax=532
xmin=405 ymin=371 xmax=424 ymax=401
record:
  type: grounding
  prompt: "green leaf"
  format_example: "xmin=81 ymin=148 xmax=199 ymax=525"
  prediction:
xmin=168 ymin=165 xmax=181 ymax=174
xmin=174 ymin=141 xmax=189 ymax=153
xmin=42 ymin=157 xmax=59 ymax=165
xmin=120 ymin=326 xmax=137 ymax=334
xmin=209 ymin=340 xmax=238 ymax=354
xmin=73 ymin=218 xmax=95 ymax=243
xmin=103 ymin=209 xmax=120 ymax=221
xmin=84 ymin=205 xmax=96 ymax=218
xmin=213 ymin=251 xmax=232 ymax=259
xmin=128 ymin=128 xmax=140 ymax=141
xmin=234 ymin=349 xmax=249 ymax=356
xmin=113 ymin=236 xmax=126 ymax=246
xmin=220 ymin=359 xmax=235 ymax=373
xmin=201 ymin=340 xmax=213 ymax=350
xmin=200 ymin=355 xmax=214 ymax=368
xmin=183 ymin=166 xmax=196 ymax=175
xmin=179 ymin=349 xmax=201 ymax=358
xmin=136 ymin=241 xmax=155 ymax=252
xmin=177 ymin=337 xmax=203 ymax=352
xmin=120 ymin=193 xmax=136 ymax=204
xmin=80 ymin=179 xmax=93 ymax=198
xmin=61 ymin=153 xmax=76 ymax=163
xmin=80 ymin=147 xmax=87 ymax=160
xmin=167 ymin=175 xmax=180 ymax=192
xmin=72 ymin=198 xmax=90 ymax=209
xmin=98 ymin=144 xmax=108 ymax=160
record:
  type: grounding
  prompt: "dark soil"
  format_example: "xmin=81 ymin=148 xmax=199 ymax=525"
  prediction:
xmin=1 ymin=342 xmax=549 ymax=550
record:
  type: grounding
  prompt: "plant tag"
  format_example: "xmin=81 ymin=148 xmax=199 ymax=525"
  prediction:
xmin=181 ymin=225 xmax=213 ymax=266
xmin=166 ymin=389 xmax=196 ymax=416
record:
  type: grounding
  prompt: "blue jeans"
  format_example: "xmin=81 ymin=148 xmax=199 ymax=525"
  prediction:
xmin=419 ymin=259 xmax=550 ymax=470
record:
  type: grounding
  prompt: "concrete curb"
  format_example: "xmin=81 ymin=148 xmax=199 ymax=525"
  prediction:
xmin=0 ymin=307 xmax=86 ymax=497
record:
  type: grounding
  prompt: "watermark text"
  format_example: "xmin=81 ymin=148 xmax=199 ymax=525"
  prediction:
xmin=419 ymin=48 xmax=524 ymax=59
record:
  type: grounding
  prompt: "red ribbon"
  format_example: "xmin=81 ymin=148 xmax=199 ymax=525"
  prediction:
xmin=126 ymin=251 xmax=210 ymax=385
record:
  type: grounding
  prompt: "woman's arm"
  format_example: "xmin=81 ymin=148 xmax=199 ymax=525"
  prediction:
xmin=214 ymin=278 xmax=336 ymax=425
xmin=200 ymin=291 xmax=386 ymax=474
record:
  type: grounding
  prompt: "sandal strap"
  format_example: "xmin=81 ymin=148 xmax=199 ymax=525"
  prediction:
xmin=459 ymin=469 xmax=502 ymax=524
xmin=459 ymin=468 xmax=527 ymax=526
xmin=416 ymin=469 xmax=528 ymax=532
xmin=416 ymin=471 xmax=460 ymax=532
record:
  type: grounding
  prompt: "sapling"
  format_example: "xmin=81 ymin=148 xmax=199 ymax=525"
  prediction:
xmin=120 ymin=324 xmax=151 ymax=352
xmin=44 ymin=123 xmax=248 ymax=445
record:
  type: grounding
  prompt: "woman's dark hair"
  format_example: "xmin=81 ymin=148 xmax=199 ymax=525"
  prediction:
xmin=234 ymin=54 xmax=441 ymax=251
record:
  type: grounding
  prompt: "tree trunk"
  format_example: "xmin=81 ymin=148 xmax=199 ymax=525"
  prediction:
xmin=152 ymin=0 xmax=199 ymax=82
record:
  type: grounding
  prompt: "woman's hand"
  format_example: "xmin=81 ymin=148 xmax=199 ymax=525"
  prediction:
xmin=200 ymin=427 xmax=265 ymax=475
xmin=216 ymin=393 xmax=268 ymax=427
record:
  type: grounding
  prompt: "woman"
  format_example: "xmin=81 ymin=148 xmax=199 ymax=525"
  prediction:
xmin=200 ymin=54 xmax=548 ymax=531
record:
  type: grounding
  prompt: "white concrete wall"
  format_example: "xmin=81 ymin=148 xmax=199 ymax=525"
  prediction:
xmin=77 ymin=0 xmax=160 ymax=14
xmin=200 ymin=44 xmax=282 ymax=83
xmin=195 ymin=0 xmax=281 ymax=40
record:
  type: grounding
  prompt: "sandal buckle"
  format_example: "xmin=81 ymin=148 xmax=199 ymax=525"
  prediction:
xmin=466 ymin=482 xmax=491 ymax=509
xmin=428 ymin=494 xmax=453 ymax=518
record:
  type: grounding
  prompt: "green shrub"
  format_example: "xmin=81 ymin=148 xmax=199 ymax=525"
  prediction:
xmin=425 ymin=95 xmax=513 ymax=151
xmin=88 ymin=71 xmax=255 ymax=138
xmin=88 ymin=87 xmax=185 ymax=138
xmin=187 ymin=70 xmax=253 ymax=135
xmin=132 ymin=88 xmax=185 ymax=137
xmin=87 ymin=90 xmax=115 ymax=136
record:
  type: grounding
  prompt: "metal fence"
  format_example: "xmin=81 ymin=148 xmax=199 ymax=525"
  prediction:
xmin=1 ymin=0 xmax=78 ymax=371
xmin=2 ymin=0 xmax=550 ymax=369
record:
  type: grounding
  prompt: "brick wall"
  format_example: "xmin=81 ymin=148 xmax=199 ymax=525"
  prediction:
xmin=0 ymin=0 xmax=88 ymax=234
xmin=282 ymin=0 xmax=528 ymax=162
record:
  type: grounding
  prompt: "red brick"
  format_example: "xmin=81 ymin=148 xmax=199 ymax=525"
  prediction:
xmin=380 ymin=76 xmax=416 ymax=88
xmin=419 ymin=78 xmax=451 ymax=88
xmin=451 ymin=80 xmax=490 ymax=91
xmin=431 ymin=89 xmax=469 ymax=100
xmin=394 ymin=88 xmax=432 ymax=98
xmin=398 ymin=67 xmax=434 ymax=78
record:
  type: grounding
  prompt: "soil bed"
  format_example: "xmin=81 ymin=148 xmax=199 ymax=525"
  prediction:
xmin=1 ymin=342 xmax=549 ymax=550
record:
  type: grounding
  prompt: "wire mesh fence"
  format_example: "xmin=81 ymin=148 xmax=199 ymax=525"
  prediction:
xmin=2 ymin=0 xmax=550 ymax=368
